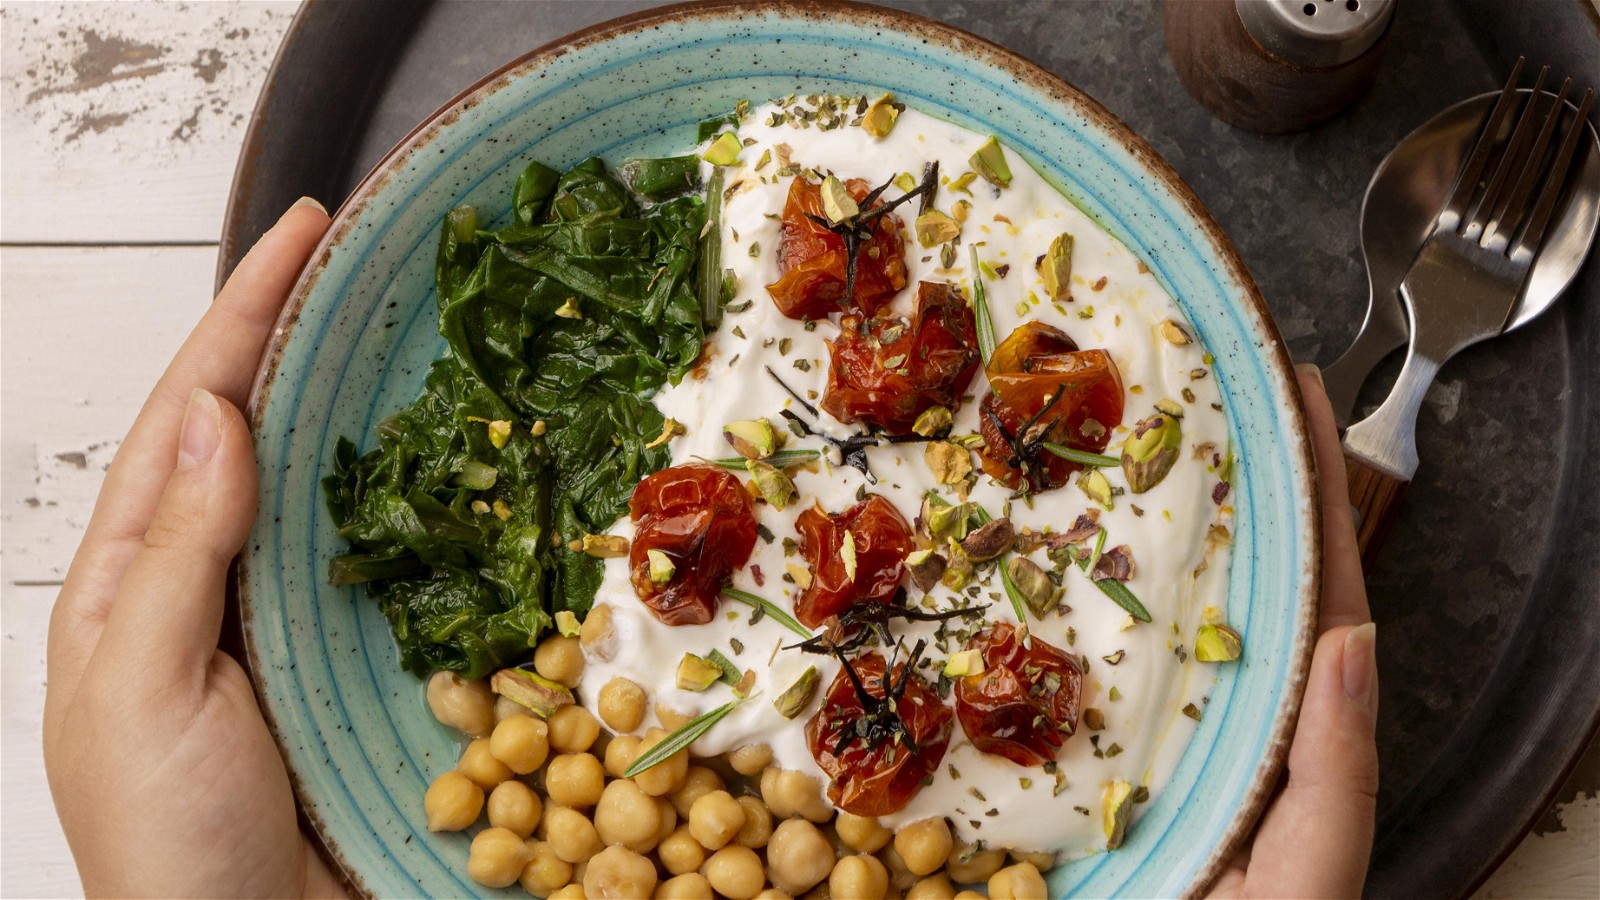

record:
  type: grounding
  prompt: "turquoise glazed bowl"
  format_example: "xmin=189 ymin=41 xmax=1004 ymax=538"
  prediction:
xmin=242 ymin=2 xmax=1320 ymax=896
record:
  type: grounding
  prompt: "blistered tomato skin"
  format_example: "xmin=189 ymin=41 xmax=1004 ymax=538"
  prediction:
xmin=793 ymin=496 xmax=913 ymax=629
xmin=627 ymin=464 xmax=758 ymax=626
xmin=765 ymin=176 xmax=909 ymax=320
xmin=977 ymin=323 xmax=1125 ymax=492
xmin=954 ymin=622 xmax=1084 ymax=766
xmin=805 ymin=653 xmax=954 ymax=816
xmin=821 ymin=281 xmax=982 ymax=435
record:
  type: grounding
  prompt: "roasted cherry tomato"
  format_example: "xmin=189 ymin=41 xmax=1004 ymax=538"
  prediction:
xmin=821 ymin=281 xmax=982 ymax=435
xmin=628 ymin=464 xmax=757 ymax=626
xmin=806 ymin=652 xmax=954 ymax=816
xmin=976 ymin=322 xmax=1124 ymax=492
xmin=954 ymin=622 xmax=1083 ymax=766
xmin=793 ymin=496 xmax=913 ymax=629
xmin=766 ymin=176 xmax=908 ymax=320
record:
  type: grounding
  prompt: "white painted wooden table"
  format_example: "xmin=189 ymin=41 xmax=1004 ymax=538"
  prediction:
xmin=0 ymin=3 xmax=1594 ymax=897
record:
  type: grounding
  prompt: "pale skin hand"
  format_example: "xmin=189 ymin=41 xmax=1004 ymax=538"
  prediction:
xmin=43 ymin=199 xmax=347 ymax=899
xmin=1208 ymin=365 xmax=1381 ymax=900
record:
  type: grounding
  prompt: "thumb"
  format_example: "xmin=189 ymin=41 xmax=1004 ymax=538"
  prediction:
xmin=95 ymin=388 xmax=259 ymax=684
xmin=1239 ymin=622 xmax=1380 ymax=898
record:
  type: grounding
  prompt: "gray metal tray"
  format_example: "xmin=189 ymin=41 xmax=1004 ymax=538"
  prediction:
xmin=219 ymin=2 xmax=1600 ymax=896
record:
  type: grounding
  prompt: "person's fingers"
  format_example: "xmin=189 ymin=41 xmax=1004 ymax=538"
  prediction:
xmin=1226 ymin=622 xmax=1380 ymax=898
xmin=48 ymin=199 xmax=327 ymax=708
xmin=90 ymin=390 xmax=259 ymax=688
xmin=1296 ymin=364 xmax=1370 ymax=630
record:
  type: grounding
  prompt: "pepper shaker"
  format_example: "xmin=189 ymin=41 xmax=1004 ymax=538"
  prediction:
xmin=1166 ymin=0 xmax=1396 ymax=134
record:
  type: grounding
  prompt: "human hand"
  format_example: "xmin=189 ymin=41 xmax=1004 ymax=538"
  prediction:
xmin=43 ymin=199 xmax=347 ymax=899
xmin=1207 ymin=364 xmax=1380 ymax=899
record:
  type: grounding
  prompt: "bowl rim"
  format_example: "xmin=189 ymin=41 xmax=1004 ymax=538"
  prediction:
xmin=241 ymin=2 xmax=1322 ymax=896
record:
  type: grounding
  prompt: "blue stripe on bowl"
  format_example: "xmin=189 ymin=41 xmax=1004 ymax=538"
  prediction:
xmin=244 ymin=8 xmax=1316 ymax=897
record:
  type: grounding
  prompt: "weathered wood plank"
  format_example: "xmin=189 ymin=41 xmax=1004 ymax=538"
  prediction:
xmin=0 ymin=2 xmax=295 ymax=244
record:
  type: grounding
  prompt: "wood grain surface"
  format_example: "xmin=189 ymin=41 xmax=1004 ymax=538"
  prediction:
xmin=1344 ymin=452 xmax=1410 ymax=573
xmin=0 ymin=3 xmax=1593 ymax=898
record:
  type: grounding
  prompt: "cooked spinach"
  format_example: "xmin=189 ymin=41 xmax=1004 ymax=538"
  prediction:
xmin=323 ymin=156 xmax=710 ymax=680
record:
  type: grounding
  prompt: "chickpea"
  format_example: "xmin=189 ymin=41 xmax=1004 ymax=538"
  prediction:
xmin=954 ymin=893 xmax=987 ymax=900
xmin=634 ymin=728 xmax=689 ymax=796
xmin=688 ymin=790 xmax=745 ymax=850
xmin=604 ymin=734 xmax=642 ymax=778
xmin=653 ymin=796 xmax=679 ymax=846
xmin=534 ymin=635 xmax=585 ymax=687
xmin=547 ymin=806 xmax=604 ymax=864
xmin=426 ymin=671 xmax=495 ymax=736
xmin=423 ymin=770 xmax=484 ymax=832
xmin=594 ymin=779 xmax=661 ymax=848
xmin=728 ymin=742 xmax=774 ymax=776
xmin=988 ymin=862 xmax=1048 ymax=900
xmin=546 ymin=753 xmax=606 ymax=808
xmin=670 ymin=766 xmax=726 ymax=818
xmin=836 ymin=812 xmax=891 ymax=853
xmin=878 ymin=843 xmax=918 ymax=892
xmin=756 ymin=892 xmax=795 ymax=900
xmin=907 ymin=874 xmax=957 ymax=900
xmin=761 ymin=768 xmax=833 ymax=822
xmin=580 ymin=845 xmax=657 ymax=899
xmin=489 ymin=714 xmax=549 ymax=775
xmin=597 ymin=677 xmax=648 ymax=733
xmin=894 ymin=818 xmax=953 ymax=876
xmin=548 ymin=705 xmax=601 ymax=753
xmin=494 ymin=695 xmax=529 ymax=725
xmin=655 ymin=700 xmax=693 ymax=731
xmin=458 ymin=737 xmax=513 ymax=789
xmin=946 ymin=839 xmax=1006 ymax=884
xmin=703 ymin=845 xmax=764 ymax=900
xmin=768 ymin=818 xmax=835 ymax=895
xmin=1007 ymin=848 xmax=1057 ymax=871
xmin=734 ymin=795 xmax=773 ymax=849
xmin=655 ymin=872 xmax=714 ymax=900
xmin=486 ymin=779 xmax=543 ymax=839
xmin=580 ymin=603 xmax=616 ymax=658
xmin=521 ymin=840 xmax=573 ymax=896
xmin=548 ymin=886 xmax=587 ymax=900
xmin=830 ymin=854 xmax=889 ymax=900
xmin=657 ymin=824 xmax=707 ymax=876
xmin=467 ymin=826 xmax=533 ymax=888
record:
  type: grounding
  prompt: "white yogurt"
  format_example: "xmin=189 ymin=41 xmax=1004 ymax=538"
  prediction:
xmin=581 ymin=100 xmax=1235 ymax=859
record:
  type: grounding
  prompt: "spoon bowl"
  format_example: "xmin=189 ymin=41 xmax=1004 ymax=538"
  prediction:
xmin=1323 ymin=89 xmax=1600 ymax=425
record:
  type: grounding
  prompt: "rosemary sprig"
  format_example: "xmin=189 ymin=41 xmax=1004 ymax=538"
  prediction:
xmin=969 ymin=245 xmax=996 ymax=364
xmin=701 ymin=449 xmax=823 ymax=471
xmin=700 ymin=168 xmax=725 ymax=326
xmin=623 ymin=701 xmax=739 ymax=778
xmin=974 ymin=505 xmax=1030 ymax=641
xmin=722 ymin=586 xmax=812 ymax=638
xmin=1042 ymin=443 xmax=1119 ymax=468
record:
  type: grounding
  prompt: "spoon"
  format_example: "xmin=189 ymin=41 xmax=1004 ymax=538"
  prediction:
xmin=1321 ymin=88 xmax=1600 ymax=427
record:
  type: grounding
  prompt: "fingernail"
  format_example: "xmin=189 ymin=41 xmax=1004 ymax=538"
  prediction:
xmin=290 ymin=195 xmax=327 ymax=215
xmin=1295 ymin=362 xmax=1324 ymax=388
xmin=1342 ymin=622 xmax=1377 ymax=712
xmin=177 ymin=388 xmax=222 ymax=469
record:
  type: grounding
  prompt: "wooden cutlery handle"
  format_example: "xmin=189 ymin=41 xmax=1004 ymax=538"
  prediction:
xmin=1345 ymin=452 xmax=1409 ymax=572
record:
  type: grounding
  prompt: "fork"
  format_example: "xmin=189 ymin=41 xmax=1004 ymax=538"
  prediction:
xmin=1342 ymin=64 xmax=1595 ymax=567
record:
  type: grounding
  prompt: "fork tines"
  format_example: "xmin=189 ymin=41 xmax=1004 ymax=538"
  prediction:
xmin=1439 ymin=57 xmax=1596 ymax=264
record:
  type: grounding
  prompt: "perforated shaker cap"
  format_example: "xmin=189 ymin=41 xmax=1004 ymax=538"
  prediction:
xmin=1234 ymin=0 xmax=1395 ymax=68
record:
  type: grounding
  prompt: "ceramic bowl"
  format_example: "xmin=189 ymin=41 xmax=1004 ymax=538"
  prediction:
xmin=242 ymin=2 xmax=1320 ymax=895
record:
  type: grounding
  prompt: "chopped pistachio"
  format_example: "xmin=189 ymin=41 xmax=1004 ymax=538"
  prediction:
xmin=913 ymin=406 xmax=954 ymax=438
xmin=969 ymin=135 xmax=1013 ymax=187
xmin=894 ymin=171 xmax=918 ymax=192
xmin=923 ymin=499 xmax=972 ymax=542
xmin=1121 ymin=413 xmax=1183 ymax=494
xmin=952 ymin=199 xmax=972 ymax=222
xmin=1103 ymin=780 xmax=1134 ymax=850
xmin=733 ymin=668 xmax=757 ymax=699
xmin=1194 ymin=623 xmax=1243 ymax=662
xmin=1182 ymin=702 xmax=1203 ymax=721
xmin=484 ymin=419 xmax=512 ymax=449
xmin=1007 ymin=557 xmax=1057 ymax=617
xmin=492 ymin=499 xmax=513 ymax=522
xmin=746 ymin=459 xmax=798 ymax=510
xmin=677 ymin=653 xmax=724 ymax=691
xmin=774 ymin=666 xmax=821 ymax=718
xmin=1039 ymin=232 xmax=1074 ymax=302
xmin=950 ymin=171 xmax=979 ymax=195
xmin=1154 ymin=398 xmax=1184 ymax=418
xmin=1108 ymin=686 xmax=1122 ymax=701
xmin=554 ymin=610 xmax=581 ymax=637
xmin=1083 ymin=707 xmax=1106 ymax=731
xmin=861 ymin=93 xmax=902 ymax=137
xmin=579 ymin=533 xmax=629 ymax=558
xmin=943 ymin=648 xmax=985 ymax=678
xmin=702 ymin=131 xmax=743 ymax=165
xmin=1102 ymin=649 xmax=1126 ymax=666
xmin=905 ymin=548 xmax=948 ymax=592
xmin=820 ymin=174 xmax=859 ymax=224
xmin=645 ymin=417 xmax=686 ymax=450
xmin=1160 ymin=320 xmax=1192 ymax=345
xmin=530 ymin=420 xmax=547 ymax=437
xmin=842 ymin=530 xmax=859 ymax=581
xmin=961 ymin=517 xmax=1015 ymax=562
xmin=647 ymin=549 xmax=676 ymax=584
xmin=470 ymin=499 xmax=491 ymax=515
xmin=491 ymin=667 xmax=574 ymax=717
xmin=1077 ymin=468 xmax=1115 ymax=510
xmin=724 ymin=418 xmax=780 ymax=459
xmin=785 ymin=562 xmax=814 ymax=590
xmin=925 ymin=441 xmax=973 ymax=485
xmin=915 ymin=210 xmax=962 ymax=247
xmin=554 ymin=297 xmax=583 ymax=319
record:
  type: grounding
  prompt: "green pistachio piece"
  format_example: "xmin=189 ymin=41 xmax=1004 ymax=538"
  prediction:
xmin=491 ymin=667 xmax=575 ymax=717
xmin=820 ymin=174 xmax=859 ymax=224
xmin=842 ymin=530 xmax=858 ymax=581
xmin=1121 ymin=413 xmax=1183 ymax=494
xmin=1159 ymin=320 xmax=1192 ymax=345
xmin=943 ymin=649 xmax=985 ymax=678
xmin=904 ymin=548 xmax=948 ymax=592
xmin=912 ymin=406 xmax=954 ymax=438
xmin=1154 ymin=398 xmax=1184 ymax=418
xmin=924 ymin=500 xmax=972 ymax=542
xmin=1103 ymin=779 xmax=1134 ymax=850
xmin=1007 ymin=556 xmax=1058 ymax=617
xmin=894 ymin=172 xmax=918 ymax=192
xmin=1194 ymin=623 xmax=1243 ymax=662
xmin=677 ymin=654 xmax=724 ymax=692
xmin=915 ymin=210 xmax=961 ymax=248
xmin=645 ymin=417 xmax=686 ymax=450
xmin=724 ymin=418 xmax=779 ymax=459
xmin=941 ymin=540 xmax=975 ymax=590
xmin=969 ymin=135 xmax=1013 ymax=187
xmin=1039 ymin=232 xmax=1075 ymax=303
xmin=554 ymin=610 xmax=581 ymax=637
xmin=773 ymin=666 xmax=821 ymax=718
xmin=579 ymin=533 xmax=629 ymax=558
xmin=1077 ymin=468 xmax=1115 ymax=510
xmin=862 ymin=93 xmax=902 ymax=137
xmin=647 ymin=549 xmax=676 ymax=584
xmin=961 ymin=517 xmax=1015 ymax=563
xmin=554 ymin=297 xmax=583 ymax=319
xmin=925 ymin=440 xmax=973 ymax=485
xmin=701 ymin=131 xmax=743 ymax=166
xmin=487 ymin=419 xmax=512 ymax=449
xmin=746 ymin=459 xmax=798 ymax=511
